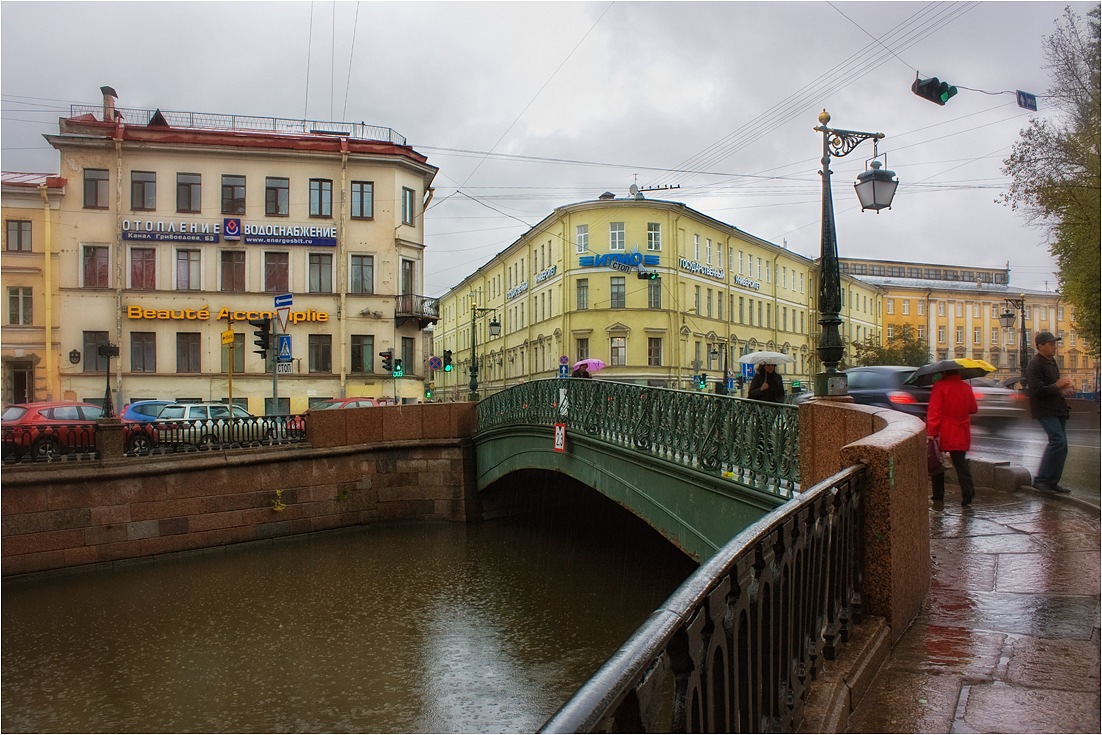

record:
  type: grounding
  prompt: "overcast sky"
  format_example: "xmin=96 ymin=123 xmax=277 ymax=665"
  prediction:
xmin=2 ymin=1 xmax=1093 ymax=298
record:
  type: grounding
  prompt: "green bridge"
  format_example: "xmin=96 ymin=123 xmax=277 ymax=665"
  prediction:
xmin=474 ymin=378 xmax=800 ymax=561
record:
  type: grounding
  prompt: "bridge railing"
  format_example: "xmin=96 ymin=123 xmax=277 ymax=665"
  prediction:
xmin=539 ymin=463 xmax=867 ymax=733
xmin=477 ymin=378 xmax=799 ymax=497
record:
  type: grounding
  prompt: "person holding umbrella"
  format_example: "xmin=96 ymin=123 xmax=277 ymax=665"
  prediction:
xmin=925 ymin=368 xmax=978 ymax=505
xmin=747 ymin=363 xmax=785 ymax=403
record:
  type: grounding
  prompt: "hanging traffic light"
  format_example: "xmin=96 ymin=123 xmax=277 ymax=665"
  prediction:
xmin=443 ymin=350 xmax=453 ymax=372
xmin=379 ymin=350 xmax=393 ymax=372
xmin=393 ymin=358 xmax=404 ymax=377
xmin=911 ymin=76 xmax=957 ymax=105
xmin=248 ymin=317 xmax=271 ymax=360
xmin=637 ymin=270 xmax=658 ymax=280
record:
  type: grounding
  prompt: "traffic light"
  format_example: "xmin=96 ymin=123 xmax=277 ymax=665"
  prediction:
xmin=249 ymin=317 xmax=271 ymax=360
xmin=393 ymin=359 xmax=404 ymax=377
xmin=911 ymin=76 xmax=957 ymax=105
xmin=697 ymin=373 xmax=707 ymax=391
xmin=379 ymin=350 xmax=393 ymax=372
xmin=443 ymin=350 xmax=453 ymax=372
xmin=637 ymin=270 xmax=658 ymax=280
xmin=424 ymin=383 xmax=434 ymax=399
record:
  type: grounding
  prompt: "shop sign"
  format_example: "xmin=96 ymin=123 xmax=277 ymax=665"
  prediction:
xmin=679 ymin=257 xmax=725 ymax=281
xmin=125 ymin=305 xmax=329 ymax=323
xmin=242 ymin=224 xmax=337 ymax=247
xmin=733 ymin=274 xmax=762 ymax=290
xmin=535 ymin=265 xmax=558 ymax=283
xmin=579 ymin=248 xmax=659 ymax=273
xmin=507 ymin=281 xmax=529 ymax=300
xmin=122 ymin=219 xmax=222 ymax=243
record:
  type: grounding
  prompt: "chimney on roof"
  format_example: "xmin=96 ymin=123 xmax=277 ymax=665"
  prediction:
xmin=598 ymin=191 xmax=615 ymax=200
xmin=100 ymin=86 xmax=118 ymax=122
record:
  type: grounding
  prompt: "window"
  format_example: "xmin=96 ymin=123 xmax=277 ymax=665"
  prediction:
xmin=402 ymin=337 xmax=415 ymax=372
xmin=609 ymin=222 xmax=625 ymax=251
xmin=706 ymin=238 xmax=712 ymax=265
xmin=130 ymin=248 xmax=156 ymax=290
xmin=973 ymin=304 xmax=981 ymax=318
xmin=350 ymin=254 xmax=374 ymax=294
xmin=648 ymin=279 xmax=662 ymax=309
xmin=351 ymin=335 xmax=374 ymax=374
xmin=974 ymin=327 xmax=982 ymax=345
xmin=309 ymin=179 xmax=332 ymax=217
xmin=6 ymin=220 xmax=31 ymax=251
xmin=84 ymin=169 xmax=109 ymax=209
xmin=266 ymin=177 xmax=289 ymax=216
xmin=610 ymin=276 xmax=625 ymax=308
xmin=576 ymin=278 xmax=589 ymax=310
xmin=401 ymin=259 xmax=414 ymax=296
xmin=222 ymin=175 xmax=246 ymax=214
xmin=351 ymin=181 xmax=374 ymax=219
xmin=177 ymin=173 xmax=201 ymax=213
xmin=956 ymin=326 xmax=965 ymax=343
xmin=991 ymin=328 xmax=999 ymax=345
xmin=309 ymin=253 xmax=333 ymax=293
xmin=955 ymin=302 xmax=963 ymax=318
xmin=220 ymin=333 xmax=245 ymax=374
xmin=264 ymin=252 xmax=289 ymax=292
xmin=575 ymin=225 xmax=589 ymax=254
xmin=7 ymin=287 xmax=32 ymax=325
xmin=648 ymin=337 xmax=662 ymax=367
xmin=220 ymin=251 xmax=245 ymax=292
xmin=309 ymin=334 xmax=333 ymax=373
xmin=176 ymin=250 xmax=201 ymax=290
xmin=83 ymin=331 xmax=110 ymax=372
xmin=901 ymin=300 xmax=909 ymax=315
xmin=937 ymin=326 xmax=946 ymax=343
xmin=131 ymin=171 xmax=156 ymax=210
xmin=937 ymin=301 xmax=945 ymax=317
xmin=694 ymin=234 xmax=701 ymax=260
xmin=83 ymin=245 xmax=109 ymax=288
xmin=695 ymin=286 xmax=701 ymax=315
xmin=647 ymin=223 xmax=661 ymax=251
xmin=131 ymin=332 xmax=156 ymax=372
xmin=610 ymin=336 xmax=626 ymax=366
xmin=887 ymin=325 xmax=895 ymax=339
xmin=402 ymin=187 xmax=415 ymax=225
xmin=918 ymin=326 xmax=926 ymax=340
xmin=176 ymin=333 xmax=201 ymax=373
xmin=886 ymin=299 xmax=895 ymax=315
xmin=576 ymin=338 xmax=589 ymax=361
xmin=707 ymin=289 xmax=713 ymax=317
xmin=917 ymin=300 xmax=925 ymax=316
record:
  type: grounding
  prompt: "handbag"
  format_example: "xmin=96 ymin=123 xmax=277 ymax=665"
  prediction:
xmin=926 ymin=437 xmax=943 ymax=474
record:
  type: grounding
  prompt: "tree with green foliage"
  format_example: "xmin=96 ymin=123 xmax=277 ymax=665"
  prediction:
xmin=1002 ymin=5 xmax=1101 ymax=356
xmin=851 ymin=324 xmax=931 ymax=367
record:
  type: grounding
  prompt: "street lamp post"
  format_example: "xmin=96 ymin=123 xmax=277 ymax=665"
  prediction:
xmin=813 ymin=109 xmax=898 ymax=397
xmin=999 ymin=294 xmax=1029 ymax=387
xmin=468 ymin=302 xmax=501 ymax=402
xmin=97 ymin=343 xmax=120 ymax=417
xmin=709 ymin=339 xmax=729 ymax=395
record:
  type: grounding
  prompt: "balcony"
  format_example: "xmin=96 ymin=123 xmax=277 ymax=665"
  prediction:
xmin=395 ymin=294 xmax=439 ymax=330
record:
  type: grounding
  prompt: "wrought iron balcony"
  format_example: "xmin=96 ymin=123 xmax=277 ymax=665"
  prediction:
xmin=395 ymin=294 xmax=439 ymax=329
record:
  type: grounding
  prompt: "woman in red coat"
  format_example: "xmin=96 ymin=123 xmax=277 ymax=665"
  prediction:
xmin=927 ymin=370 xmax=978 ymax=505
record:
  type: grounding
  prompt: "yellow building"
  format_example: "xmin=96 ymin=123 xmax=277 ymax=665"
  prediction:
xmin=1 ymin=173 xmax=65 ymax=404
xmin=22 ymin=87 xmax=438 ymax=413
xmin=841 ymin=257 xmax=1098 ymax=391
xmin=433 ymin=193 xmax=883 ymax=398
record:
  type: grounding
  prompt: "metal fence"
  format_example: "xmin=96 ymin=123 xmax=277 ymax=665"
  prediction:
xmin=477 ymin=378 xmax=800 ymax=497
xmin=539 ymin=464 xmax=867 ymax=733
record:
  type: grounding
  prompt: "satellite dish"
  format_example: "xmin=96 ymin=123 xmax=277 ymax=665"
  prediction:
xmin=629 ymin=184 xmax=639 ymax=196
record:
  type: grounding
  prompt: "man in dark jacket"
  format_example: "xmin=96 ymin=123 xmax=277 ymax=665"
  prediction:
xmin=1025 ymin=331 xmax=1074 ymax=493
xmin=747 ymin=363 xmax=785 ymax=403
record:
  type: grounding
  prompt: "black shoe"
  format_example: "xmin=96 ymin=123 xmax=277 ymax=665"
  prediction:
xmin=1034 ymin=482 xmax=1072 ymax=494
xmin=961 ymin=493 xmax=973 ymax=506
xmin=1050 ymin=484 xmax=1072 ymax=494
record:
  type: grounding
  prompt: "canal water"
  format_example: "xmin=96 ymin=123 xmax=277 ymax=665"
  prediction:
xmin=2 ymin=487 xmax=696 ymax=733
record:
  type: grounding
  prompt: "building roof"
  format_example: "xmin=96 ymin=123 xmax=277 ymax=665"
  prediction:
xmin=851 ymin=274 xmax=1058 ymax=299
xmin=1 ymin=172 xmax=66 ymax=188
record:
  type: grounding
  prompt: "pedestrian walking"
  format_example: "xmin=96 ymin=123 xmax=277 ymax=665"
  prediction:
xmin=747 ymin=362 xmax=785 ymax=403
xmin=571 ymin=366 xmax=591 ymax=378
xmin=1026 ymin=331 xmax=1074 ymax=493
xmin=927 ymin=369 xmax=978 ymax=505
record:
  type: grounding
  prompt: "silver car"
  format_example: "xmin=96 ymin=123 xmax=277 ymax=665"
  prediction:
xmin=129 ymin=403 xmax=275 ymax=452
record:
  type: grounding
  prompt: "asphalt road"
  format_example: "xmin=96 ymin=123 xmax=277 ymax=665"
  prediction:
xmin=970 ymin=416 xmax=1101 ymax=509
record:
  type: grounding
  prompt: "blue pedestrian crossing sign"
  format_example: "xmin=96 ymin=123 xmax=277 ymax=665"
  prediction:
xmin=277 ymin=335 xmax=292 ymax=362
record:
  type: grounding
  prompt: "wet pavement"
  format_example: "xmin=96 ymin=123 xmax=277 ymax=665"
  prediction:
xmin=847 ymin=485 xmax=1101 ymax=734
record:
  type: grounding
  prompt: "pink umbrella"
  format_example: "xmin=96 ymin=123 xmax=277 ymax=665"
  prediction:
xmin=572 ymin=358 xmax=606 ymax=373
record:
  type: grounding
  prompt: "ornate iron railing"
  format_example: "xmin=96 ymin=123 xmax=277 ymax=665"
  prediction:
xmin=540 ymin=464 xmax=867 ymax=733
xmin=477 ymin=378 xmax=799 ymax=497
xmin=1 ymin=423 xmax=99 ymax=463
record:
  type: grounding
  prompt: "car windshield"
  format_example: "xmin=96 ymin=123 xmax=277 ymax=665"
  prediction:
xmin=312 ymin=400 xmax=343 ymax=410
xmin=1 ymin=407 xmax=27 ymax=421
xmin=158 ymin=406 xmax=186 ymax=420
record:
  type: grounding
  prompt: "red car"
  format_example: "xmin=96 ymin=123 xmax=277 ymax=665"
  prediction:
xmin=1 ymin=401 xmax=105 ymax=461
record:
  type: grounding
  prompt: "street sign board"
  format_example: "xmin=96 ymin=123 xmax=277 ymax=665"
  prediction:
xmin=741 ymin=362 xmax=754 ymax=378
xmin=276 ymin=306 xmax=290 ymax=333
xmin=277 ymin=335 xmax=292 ymax=362
xmin=274 ymin=293 xmax=293 ymax=308
xmin=428 ymin=356 xmax=442 ymax=371
xmin=275 ymin=361 xmax=293 ymax=374
xmin=1016 ymin=90 xmax=1038 ymax=111
xmin=221 ymin=330 xmax=235 ymax=345
xmin=559 ymin=355 xmax=569 ymax=366
xmin=558 ymin=365 xmax=569 ymax=378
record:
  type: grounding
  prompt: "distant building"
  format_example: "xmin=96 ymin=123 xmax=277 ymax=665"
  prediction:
xmin=433 ymin=193 xmax=882 ymax=398
xmin=840 ymin=257 xmax=1098 ymax=391
xmin=2 ymin=87 xmax=439 ymax=412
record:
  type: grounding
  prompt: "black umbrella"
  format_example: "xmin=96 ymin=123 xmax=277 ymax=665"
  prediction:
xmin=904 ymin=358 xmax=996 ymax=387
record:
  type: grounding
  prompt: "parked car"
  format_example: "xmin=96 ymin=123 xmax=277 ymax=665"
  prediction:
xmin=120 ymin=399 xmax=175 ymax=423
xmin=132 ymin=402 xmax=274 ymax=453
xmin=307 ymin=397 xmax=380 ymax=410
xmin=1 ymin=401 xmax=104 ymax=460
xmin=841 ymin=366 xmax=931 ymax=420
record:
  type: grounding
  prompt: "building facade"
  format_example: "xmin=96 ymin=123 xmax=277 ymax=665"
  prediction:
xmin=433 ymin=193 xmax=883 ymax=398
xmin=840 ymin=257 xmax=1098 ymax=392
xmin=8 ymin=88 xmax=439 ymax=414
xmin=1 ymin=173 xmax=66 ymax=405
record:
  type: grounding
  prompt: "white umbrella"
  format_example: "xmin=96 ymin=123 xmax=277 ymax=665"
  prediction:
xmin=738 ymin=350 xmax=794 ymax=365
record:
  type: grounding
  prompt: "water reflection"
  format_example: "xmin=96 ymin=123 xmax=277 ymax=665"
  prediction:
xmin=3 ymin=486 xmax=696 ymax=733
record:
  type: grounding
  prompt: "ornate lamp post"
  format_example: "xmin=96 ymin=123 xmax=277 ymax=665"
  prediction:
xmin=709 ymin=339 xmax=729 ymax=395
xmin=813 ymin=109 xmax=898 ymax=397
xmin=468 ymin=301 xmax=501 ymax=402
xmin=999 ymin=294 xmax=1029 ymax=387
xmin=97 ymin=343 xmax=120 ymax=417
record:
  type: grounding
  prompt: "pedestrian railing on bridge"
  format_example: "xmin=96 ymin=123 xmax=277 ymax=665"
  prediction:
xmin=477 ymin=378 xmax=800 ymax=497
xmin=539 ymin=464 xmax=867 ymax=733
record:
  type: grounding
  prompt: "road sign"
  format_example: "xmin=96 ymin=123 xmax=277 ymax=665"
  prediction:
xmin=275 ymin=361 xmax=293 ymax=374
xmin=558 ymin=365 xmax=569 ymax=378
xmin=741 ymin=362 xmax=754 ymax=378
xmin=277 ymin=335 xmax=292 ymax=362
xmin=559 ymin=355 xmax=569 ymax=366
xmin=221 ymin=330 xmax=235 ymax=345
xmin=276 ymin=306 xmax=290 ymax=333
xmin=428 ymin=356 xmax=442 ymax=371
xmin=274 ymin=293 xmax=293 ymax=308
xmin=1016 ymin=90 xmax=1038 ymax=111
xmin=553 ymin=423 xmax=566 ymax=453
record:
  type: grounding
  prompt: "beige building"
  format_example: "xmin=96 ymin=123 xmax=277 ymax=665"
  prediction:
xmin=13 ymin=87 xmax=439 ymax=414
xmin=1 ymin=173 xmax=66 ymax=405
xmin=433 ymin=192 xmax=883 ymax=398
xmin=841 ymin=257 xmax=1098 ymax=392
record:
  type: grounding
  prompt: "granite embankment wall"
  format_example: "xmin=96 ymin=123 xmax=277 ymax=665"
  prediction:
xmin=1 ymin=403 xmax=478 ymax=577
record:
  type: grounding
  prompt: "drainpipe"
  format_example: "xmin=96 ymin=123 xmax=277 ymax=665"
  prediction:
xmin=113 ymin=132 xmax=124 ymax=414
xmin=338 ymin=141 xmax=349 ymax=398
xmin=925 ymin=288 xmax=934 ymax=361
xmin=39 ymin=184 xmax=55 ymax=401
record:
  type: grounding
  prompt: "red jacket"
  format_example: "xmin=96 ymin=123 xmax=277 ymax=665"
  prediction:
xmin=926 ymin=372 xmax=978 ymax=451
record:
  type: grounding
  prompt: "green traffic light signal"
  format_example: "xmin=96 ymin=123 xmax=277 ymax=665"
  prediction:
xmin=393 ymin=358 xmax=404 ymax=377
xmin=443 ymin=350 xmax=453 ymax=372
xmin=912 ymin=76 xmax=957 ymax=105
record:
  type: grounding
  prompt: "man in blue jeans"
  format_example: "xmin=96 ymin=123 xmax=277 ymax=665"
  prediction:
xmin=1025 ymin=331 xmax=1074 ymax=493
